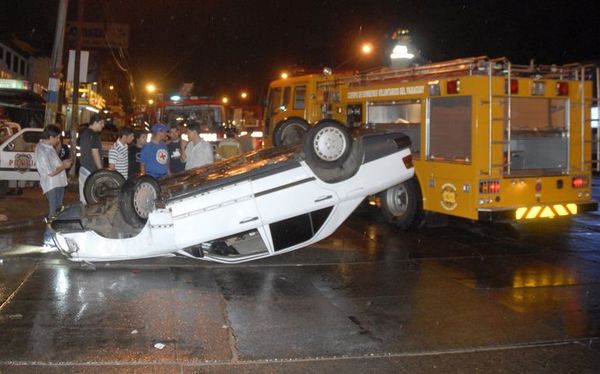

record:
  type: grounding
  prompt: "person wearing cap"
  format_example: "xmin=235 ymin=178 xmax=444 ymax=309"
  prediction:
xmin=140 ymin=123 xmax=170 ymax=179
xmin=78 ymin=113 xmax=105 ymax=204
xmin=182 ymin=121 xmax=214 ymax=170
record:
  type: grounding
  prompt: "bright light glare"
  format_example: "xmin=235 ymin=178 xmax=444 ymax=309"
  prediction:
xmin=200 ymin=133 xmax=218 ymax=142
xmin=240 ymin=92 xmax=248 ymax=99
xmin=146 ymin=83 xmax=156 ymax=93
xmin=251 ymin=131 xmax=263 ymax=138
xmin=280 ymin=72 xmax=289 ymax=79
xmin=361 ymin=43 xmax=373 ymax=54
xmin=390 ymin=45 xmax=415 ymax=60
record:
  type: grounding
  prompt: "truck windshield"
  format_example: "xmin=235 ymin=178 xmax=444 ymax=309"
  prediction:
xmin=161 ymin=105 xmax=224 ymax=132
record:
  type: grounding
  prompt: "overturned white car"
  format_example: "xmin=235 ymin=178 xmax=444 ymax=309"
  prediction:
xmin=50 ymin=120 xmax=414 ymax=263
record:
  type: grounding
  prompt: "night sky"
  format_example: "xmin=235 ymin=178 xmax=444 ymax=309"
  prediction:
xmin=2 ymin=0 xmax=599 ymax=106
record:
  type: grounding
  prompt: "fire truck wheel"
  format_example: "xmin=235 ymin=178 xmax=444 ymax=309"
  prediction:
xmin=118 ymin=175 xmax=160 ymax=227
xmin=304 ymin=120 xmax=352 ymax=169
xmin=273 ymin=118 xmax=309 ymax=146
xmin=83 ymin=169 xmax=125 ymax=205
xmin=380 ymin=178 xmax=425 ymax=230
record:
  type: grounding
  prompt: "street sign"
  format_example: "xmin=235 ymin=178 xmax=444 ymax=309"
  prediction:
xmin=66 ymin=22 xmax=129 ymax=49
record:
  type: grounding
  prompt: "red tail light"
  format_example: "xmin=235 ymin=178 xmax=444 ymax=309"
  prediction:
xmin=535 ymin=182 xmax=543 ymax=193
xmin=402 ymin=154 xmax=414 ymax=169
xmin=572 ymin=176 xmax=589 ymax=188
xmin=446 ymin=80 xmax=460 ymax=94
xmin=479 ymin=179 xmax=500 ymax=194
xmin=556 ymin=82 xmax=569 ymax=96
xmin=505 ymin=79 xmax=519 ymax=94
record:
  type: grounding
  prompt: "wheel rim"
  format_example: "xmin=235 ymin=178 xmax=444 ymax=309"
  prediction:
xmin=313 ymin=126 xmax=347 ymax=161
xmin=133 ymin=182 xmax=157 ymax=219
xmin=385 ymin=184 xmax=409 ymax=216
xmin=281 ymin=124 xmax=306 ymax=144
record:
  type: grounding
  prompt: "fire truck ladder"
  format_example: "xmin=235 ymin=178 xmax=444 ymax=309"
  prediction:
xmin=589 ymin=67 xmax=600 ymax=172
xmin=347 ymin=56 xmax=493 ymax=86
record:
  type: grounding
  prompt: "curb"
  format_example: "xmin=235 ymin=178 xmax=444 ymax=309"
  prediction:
xmin=0 ymin=215 xmax=46 ymax=233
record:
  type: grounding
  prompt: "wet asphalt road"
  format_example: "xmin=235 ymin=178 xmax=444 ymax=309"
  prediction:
xmin=0 ymin=183 xmax=599 ymax=373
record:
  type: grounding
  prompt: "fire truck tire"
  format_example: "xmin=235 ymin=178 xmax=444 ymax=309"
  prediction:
xmin=84 ymin=169 xmax=125 ymax=205
xmin=380 ymin=178 xmax=425 ymax=230
xmin=304 ymin=120 xmax=352 ymax=169
xmin=273 ymin=118 xmax=310 ymax=146
xmin=118 ymin=175 xmax=160 ymax=227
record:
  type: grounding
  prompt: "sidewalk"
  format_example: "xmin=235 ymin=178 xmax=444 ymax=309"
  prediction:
xmin=0 ymin=184 xmax=79 ymax=231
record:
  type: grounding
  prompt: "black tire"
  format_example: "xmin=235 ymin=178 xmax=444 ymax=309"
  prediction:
xmin=380 ymin=178 xmax=425 ymax=230
xmin=0 ymin=181 xmax=9 ymax=195
xmin=83 ymin=169 xmax=125 ymax=204
xmin=118 ymin=175 xmax=160 ymax=227
xmin=273 ymin=118 xmax=310 ymax=146
xmin=304 ymin=120 xmax=352 ymax=169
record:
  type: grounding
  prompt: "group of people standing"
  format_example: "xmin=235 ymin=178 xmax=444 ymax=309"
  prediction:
xmin=34 ymin=114 xmax=244 ymax=246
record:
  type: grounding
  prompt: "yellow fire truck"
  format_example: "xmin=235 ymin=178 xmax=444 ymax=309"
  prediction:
xmin=264 ymin=57 xmax=598 ymax=228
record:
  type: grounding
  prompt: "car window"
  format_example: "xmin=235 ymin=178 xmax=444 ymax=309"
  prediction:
xmin=4 ymin=131 xmax=42 ymax=152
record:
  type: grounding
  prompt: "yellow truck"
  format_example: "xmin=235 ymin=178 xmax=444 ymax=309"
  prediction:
xmin=264 ymin=57 xmax=598 ymax=228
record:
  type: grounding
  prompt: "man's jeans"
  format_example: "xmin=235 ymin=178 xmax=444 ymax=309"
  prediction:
xmin=44 ymin=186 xmax=65 ymax=246
xmin=78 ymin=166 xmax=91 ymax=204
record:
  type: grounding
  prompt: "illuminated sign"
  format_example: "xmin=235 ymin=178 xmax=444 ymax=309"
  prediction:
xmin=0 ymin=79 xmax=29 ymax=90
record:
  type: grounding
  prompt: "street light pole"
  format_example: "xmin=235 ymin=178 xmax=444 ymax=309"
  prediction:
xmin=44 ymin=0 xmax=69 ymax=127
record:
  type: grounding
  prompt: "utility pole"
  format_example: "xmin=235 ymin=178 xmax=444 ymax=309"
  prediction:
xmin=44 ymin=0 xmax=69 ymax=127
xmin=69 ymin=0 xmax=85 ymax=177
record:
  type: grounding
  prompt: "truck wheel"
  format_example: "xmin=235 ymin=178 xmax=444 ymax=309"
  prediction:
xmin=304 ymin=120 xmax=352 ymax=169
xmin=273 ymin=118 xmax=309 ymax=146
xmin=118 ymin=175 xmax=160 ymax=227
xmin=83 ymin=169 xmax=125 ymax=204
xmin=380 ymin=178 xmax=425 ymax=230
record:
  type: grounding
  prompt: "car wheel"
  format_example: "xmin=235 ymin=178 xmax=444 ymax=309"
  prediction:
xmin=84 ymin=169 xmax=125 ymax=204
xmin=118 ymin=175 xmax=160 ymax=227
xmin=0 ymin=181 xmax=9 ymax=195
xmin=380 ymin=178 xmax=425 ymax=230
xmin=304 ymin=120 xmax=352 ymax=169
xmin=273 ymin=118 xmax=309 ymax=146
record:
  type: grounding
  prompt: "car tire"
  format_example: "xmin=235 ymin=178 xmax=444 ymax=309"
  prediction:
xmin=380 ymin=178 xmax=425 ymax=230
xmin=0 ymin=181 xmax=9 ymax=195
xmin=83 ymin=169 xmax=125 ymax=204
xmin=118 ymin=175 xmax=160 ymax=227
xmin=304 ymin=120 xmax=352 ymax=169
xmin=273 ymin=118 xmax=310 ymax=146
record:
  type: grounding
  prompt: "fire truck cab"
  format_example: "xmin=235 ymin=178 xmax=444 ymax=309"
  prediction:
xmin=264 ymin=71 xmax=352 ymax=147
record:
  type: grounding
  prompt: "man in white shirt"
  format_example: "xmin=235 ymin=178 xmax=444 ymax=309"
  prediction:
xmin=108 ymin=127 xmax=134 ymax=179
xmin=34 ymin=124 xmax=72 ymax=246
xmin=182 ymin=122 xmax=214 ymax=170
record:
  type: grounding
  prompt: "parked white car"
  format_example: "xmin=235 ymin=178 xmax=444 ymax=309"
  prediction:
xmin=50 ymin=120 xmax=414 ymax=264
xmin=0 ymin=124 xmax=43 ymax=194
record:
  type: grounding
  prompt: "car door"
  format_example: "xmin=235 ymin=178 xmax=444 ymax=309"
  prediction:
xmin=251 ymin=165 xmax=339 ymax=252
xmin=0 ymin=128 xmax=43 ymax=181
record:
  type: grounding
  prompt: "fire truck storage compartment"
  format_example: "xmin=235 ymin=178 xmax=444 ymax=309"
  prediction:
xmin=366 ymin=100 xmax=421 ymax=157
xmin=427 ymin=96 xmax=472 ymax=162
xmin=504 ymin=97 xmax=568 ymax=175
